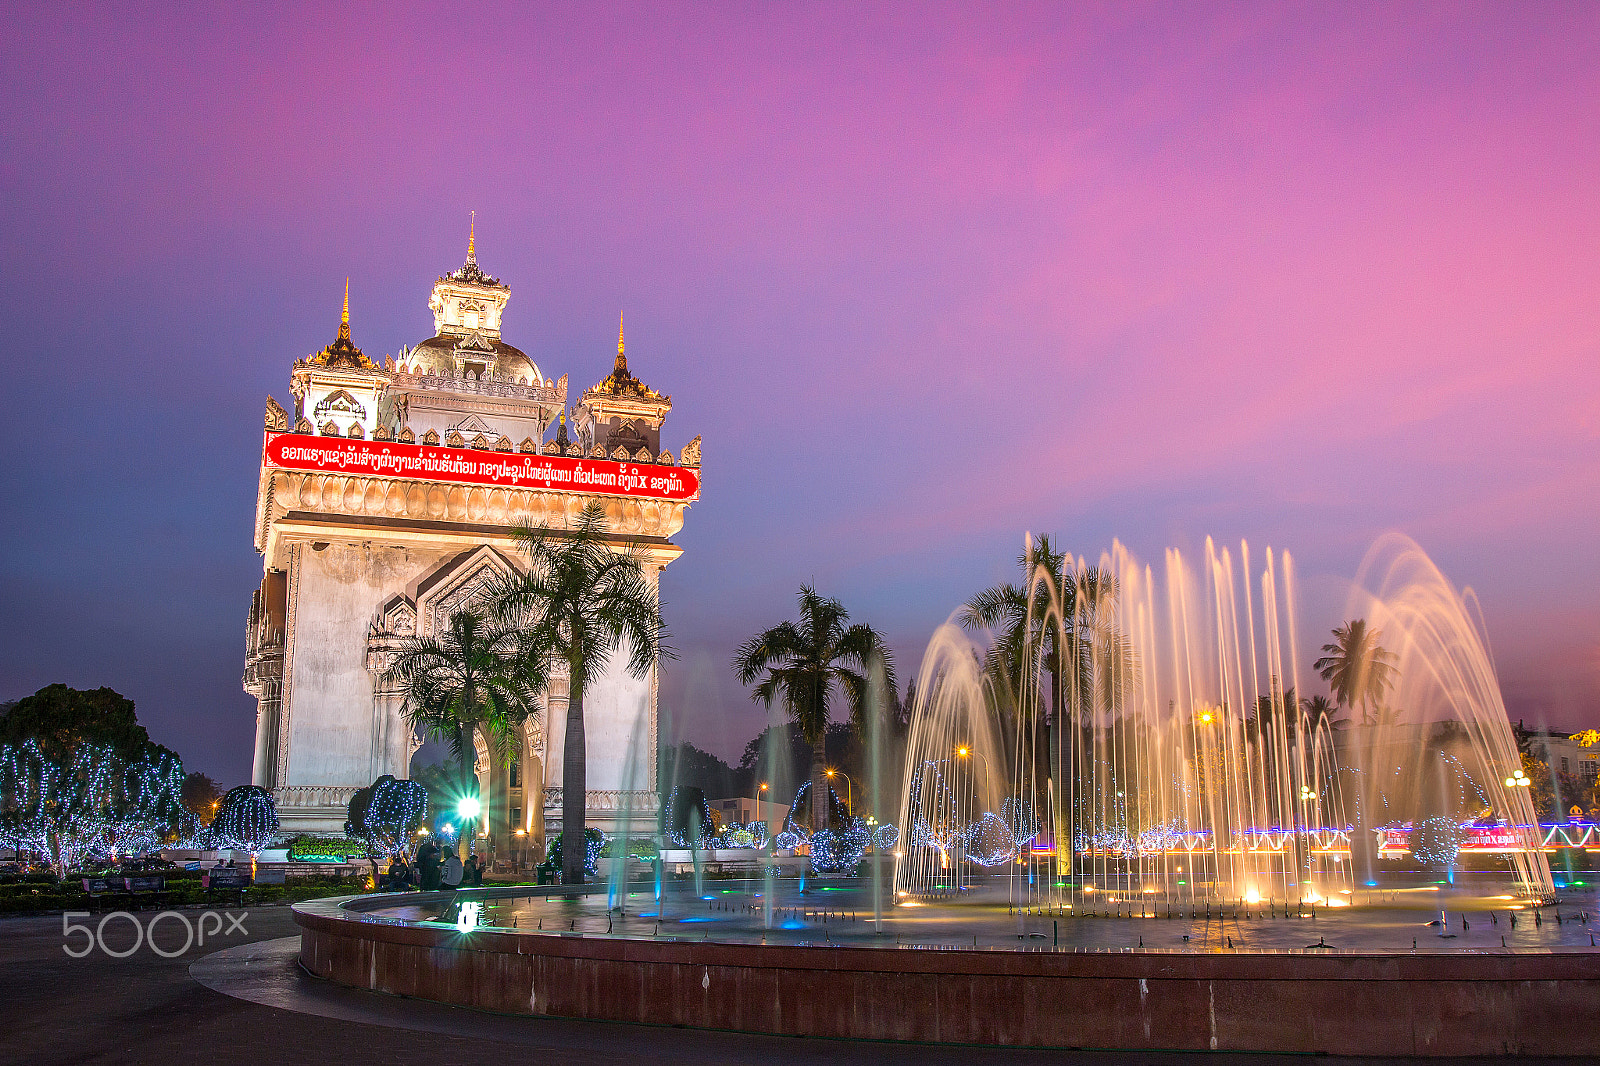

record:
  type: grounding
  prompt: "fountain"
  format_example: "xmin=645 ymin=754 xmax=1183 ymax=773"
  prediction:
xmin=296 ymin=534 xmax=1592 ymax=1055
xmin=896 ymin=533 xmax=1553 ymax=907
xmin=1343 ymin=532 xmax=1553 ymax=896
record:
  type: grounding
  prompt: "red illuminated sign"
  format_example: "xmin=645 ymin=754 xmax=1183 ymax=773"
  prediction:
xmin=1381 ymin=825 xmax=1533 ymax=851
xmin=263 ymin=432 xmax=699 ymax=502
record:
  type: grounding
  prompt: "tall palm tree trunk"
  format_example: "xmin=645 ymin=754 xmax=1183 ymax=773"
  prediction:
xmin=810 ymin=745 xmax=829 ymax=831
xmin=1051 ymin=664 xmax=1072 ymax=877
xmin=456 ymin=722 xmax=473 ymax=860
xmin=562 ymin=659 xmax=587 ymax=884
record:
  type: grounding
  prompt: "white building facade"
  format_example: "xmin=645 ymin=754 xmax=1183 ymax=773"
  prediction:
xmin=245 ymin=234 xmax=701 ymax=857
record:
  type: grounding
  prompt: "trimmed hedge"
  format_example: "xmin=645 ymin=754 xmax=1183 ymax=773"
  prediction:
xmin=0 ymin=871 xmax=367 ymax=913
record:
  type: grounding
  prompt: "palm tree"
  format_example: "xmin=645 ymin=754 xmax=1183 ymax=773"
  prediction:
xmin=496 ymin=501 xmax=668 ymax=884
xmin=1253 ymin=685 xmax=1298 ymax=738
xmin=960 ymin=537 xmax=1134 ymax=731
xmin=1300 ymin=694 xmax=1343 ymax=731
xmin=959 ymin=536 xmax=1134 ymax=866
xmin=733 ymin=586 xmax=895 ymax=832
xmin=385 ymin=609 xmax=542 ymax=858
xmin=1312 ymin=619 xmax=1398 ymax=726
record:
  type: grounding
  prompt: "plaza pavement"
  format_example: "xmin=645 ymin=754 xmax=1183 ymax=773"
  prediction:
xmin=0 ymin=905 xmax=1590 ymax=1065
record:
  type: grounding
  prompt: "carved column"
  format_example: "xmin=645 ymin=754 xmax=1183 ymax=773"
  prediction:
xmin=524 ymin=722 xmax=544 ymax=863
xmin=244 ymin=570 xmax=287 ymax=789
xmin=245 ymin=654 xmax=283 ymax=788
xmin=365 ymin=626 xmax=411 ymax=782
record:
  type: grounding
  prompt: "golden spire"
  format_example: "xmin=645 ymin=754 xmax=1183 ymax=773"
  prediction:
xmin=338 ymin=278 xmax=351 ymax=342
xmin=615 ymin=312 xmax=627 ymax=371
xmin=468 ymin=211 xmax=476 ymax=259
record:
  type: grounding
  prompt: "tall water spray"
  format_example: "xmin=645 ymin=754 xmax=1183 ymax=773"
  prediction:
xmin=1344 ymin=533 xmax=1553 ymax=897
xmin=894 ymin=533 xmax=1552 ymax=908
xmin=897 ymin=537 xmax=1353 ymax=908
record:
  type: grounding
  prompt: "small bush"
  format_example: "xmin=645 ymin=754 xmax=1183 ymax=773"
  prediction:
xmin=286 ymin=835 xmax=368 ymax=862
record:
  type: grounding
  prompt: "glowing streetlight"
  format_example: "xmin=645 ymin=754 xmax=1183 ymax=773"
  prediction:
xmin=1505 ymin=769 xmax=1530 ymax=789
xmin=458 ymin=796 xmax=482 ymax=819
xmin=955 ymin=746 xmax=991 ymax=777
xmin=825 ymin=768 xmax=853 ymax=814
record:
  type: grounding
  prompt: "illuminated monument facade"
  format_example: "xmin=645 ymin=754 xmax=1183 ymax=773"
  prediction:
xmin=244 ymin=229 xmax=701 ymax=851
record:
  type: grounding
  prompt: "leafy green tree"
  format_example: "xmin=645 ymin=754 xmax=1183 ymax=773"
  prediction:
xmin=497 ymin=501 xmax=669 ymax=884
xmin=386 ymin=609 xmax=542 ymax=859
xmin=0 ymin=686 xmax=189 ymax=872
xmin=0 ymin=685 xmax=177 ymax=764
xmin=181 ymin=771 xmax=223 ymax=818
xmin=659 ymin=741 xmax=741 ymax=800
xmin=1313 ymin=620 xmax=1398 ymax=726
xmin=733 ymin=586 xmax=895 ymax=832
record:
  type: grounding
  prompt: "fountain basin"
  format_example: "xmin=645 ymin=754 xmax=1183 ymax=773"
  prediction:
xmin=294 ymin=880 xmax=1600 ymax=1056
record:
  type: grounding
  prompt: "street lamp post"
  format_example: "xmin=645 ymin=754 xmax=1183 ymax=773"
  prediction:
xmin=825 ymin=769 xmax=853 ymax=817
xmin=955 ymin=746 xmax=992 ymax=799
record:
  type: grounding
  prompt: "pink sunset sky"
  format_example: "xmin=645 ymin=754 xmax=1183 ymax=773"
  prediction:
xmin=1 ymin=2 xmax=1597 ymax=780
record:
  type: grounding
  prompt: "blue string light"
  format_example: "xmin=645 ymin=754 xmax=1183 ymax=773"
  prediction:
xmin=211 ymin=785 xmax=281 ymax=855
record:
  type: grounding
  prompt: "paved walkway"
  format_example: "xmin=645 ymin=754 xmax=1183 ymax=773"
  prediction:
xmin=0 ymin=907 xmax=1590 ymax=1065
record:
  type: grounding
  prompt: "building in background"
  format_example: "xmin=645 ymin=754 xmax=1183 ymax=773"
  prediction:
xmin=710 ymin=795 xmax=790 ymax=834
xmin=1522 ymin=729 xmax=1599 ymax=786
xmin=244 ymin=228 xmax=701 ymax=857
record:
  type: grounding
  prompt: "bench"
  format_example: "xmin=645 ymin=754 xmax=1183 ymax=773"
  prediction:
xmin=123 ymin=875 xmax=166 ymax=909
xmin=81 ymin=877 xmax=128 ymax=913
xmin=202 ymin=868 xmax=251 ymax=906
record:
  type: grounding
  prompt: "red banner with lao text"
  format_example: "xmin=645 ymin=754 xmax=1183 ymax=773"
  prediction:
xmin=263 ymin=432 xmax=699 ymax=502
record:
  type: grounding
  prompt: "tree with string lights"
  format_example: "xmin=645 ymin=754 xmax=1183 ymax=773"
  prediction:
xmin=346 ymin=774 xmax=429 ymax=879
xmin=211 ymin=784 xmax=280 ymax=860
xmin=0 ymin=737 xmax=188 ymax=874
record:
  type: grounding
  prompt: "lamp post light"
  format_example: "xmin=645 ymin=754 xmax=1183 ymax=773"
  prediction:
xmin=825 ymin=769 xmax=853 ymax=817
xmin=757 ymin=781 xmax=768 ymax=831
xmin=1504 ymin=769 xmax=1531 ymax=789
xmin=955 ymin=746 xmax=992 ymax=786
